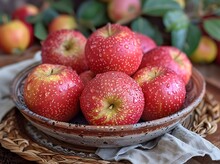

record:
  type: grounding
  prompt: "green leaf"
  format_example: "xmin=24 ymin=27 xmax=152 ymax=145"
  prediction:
xmin=77 ymin=0 xmax=108 ymax=28
xmin=131 ymin=17 xmax=163 ymax=45
xmin=42 ymin=8 xmax=59 ymax=25
xmin=203 ymin=18 xmax=220 ymax=41
xmin=163 ymin=10 xmax=189 ymax=31
xmin=0 ymin=13 xmax=11 ymax=24
xmin=34 ymin=22 xmax=48 ymax=40
xmin=171 ymin=28 xmax=187 ymax=50
xmin=26 ymin=14 xmax=43 ymax=24
xmin=51 ymin=0 xmax=74 ymax=14
xmin=183 ymin=24 xmax=201 ymax=56
xmin=131 ymin=17 xmax=155 ymax=37
xmin=142 ymin=0 xmax=182 ymax=16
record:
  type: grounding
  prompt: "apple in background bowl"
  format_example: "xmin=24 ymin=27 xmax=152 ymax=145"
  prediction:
xmin=133 ymin=66 xmax=186 ymax=121
xmin=0 ymin=20 xmax=31 ymax=54
xmin=108 ymin=0 xmax=141 ymax=23
xmin=85 ymin=23 xmax=143 ymax=75
xmin=23 ymin=63 xmax=84 ymax=122
xmin=80 ymin=71 xmax=145 ymax=126
xmin=139 ymin=46 xmax=192 ymax=85
xmin=41 ymin=29 xmax=88 ymax=74
xmin=48 ymin=14 xmax=78 ymax=34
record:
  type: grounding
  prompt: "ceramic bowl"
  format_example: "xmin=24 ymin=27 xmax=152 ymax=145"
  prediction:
xmin=11 ymin=62 xmax=206 ymax=149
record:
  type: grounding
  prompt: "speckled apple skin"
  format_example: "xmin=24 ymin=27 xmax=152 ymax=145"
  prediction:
xmin=23 ymin=64 xmax=84 ymax=122
xmin=133 ymin=66 xmax=186 ymax=121
xmin=139 ymin=46 xmax=192 ymax=85
xmin=80 ymin=71 xmax=145 ymax=125
xmin=41 ymin=29 xmax=88 ymax=74
xmin=85 ymin=24 xmax=143 ymax=75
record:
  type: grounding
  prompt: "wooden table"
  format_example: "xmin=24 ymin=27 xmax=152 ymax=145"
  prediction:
xmin=0 ymin=52 xmax=220 ymax=163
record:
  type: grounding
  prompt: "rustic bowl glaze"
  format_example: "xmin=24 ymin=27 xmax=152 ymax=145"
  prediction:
xmin=11 ymin=62 xmax=206 ymax=149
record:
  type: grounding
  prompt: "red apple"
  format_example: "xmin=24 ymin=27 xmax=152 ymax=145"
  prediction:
xmin=133 ymin=66 xmax=186 ymax=121
xmin=139 ymin=46 xmax=192 ymax=85
xmin=0 ymin=20 xmax=31 ymax=54
xmin=41 ymin=29 xmax=88 ymax=74
xmin=108 ymin=0 xmax=141 ymax=23
xmin=85 ymin=23 xmax=143 ymax=75
xmin=135 ymin=32 xmax=157 ymax=54
xmin=23 ymin=63 xmax=84 ymax=122
xmin=79 ymin=70 xmax=96 ymax=86
xmin=12 ymin=4 xmax=39 ymax=46
xmin=49 ymin=14 xmax=77 ymax=34
xmin=215 ymin=41 xmax=220 ymax=65
xmin=12 ymin=4 xmax=39 ymax=21
xmin=80 ymin=71 xmax=145 ymax=126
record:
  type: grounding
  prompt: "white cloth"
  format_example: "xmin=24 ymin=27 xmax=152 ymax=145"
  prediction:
xmin=0 ymin=52 xmax=220 ymax=164
xmin=0 ymin=51 xmax=41 ymax=120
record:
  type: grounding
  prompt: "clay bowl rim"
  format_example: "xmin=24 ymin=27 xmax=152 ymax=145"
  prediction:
xmin=11 ymin=62 xmax=206 ymax=132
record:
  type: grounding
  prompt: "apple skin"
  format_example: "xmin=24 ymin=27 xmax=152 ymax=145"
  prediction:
xmin=215 ymin=41 xmax=220 ymax=65
xmin=135 ymin=32 xmax=157 ymax=54
xmin=12 ymin=4 xmax=39 ymax=46
xmin=108 ymin=0 xmax=141 ymax=23
xmin=190 ymin=36 xmax=217 ymax=63
xmin=85 ymin=23 xmax=143 ymax=75
xmin=80 ymin=71 xmax=145 ymax=126
xmin=0 ymin=20 xmax=31 ymax=54
xmin=139 ymin=46 xmax=192 ymax=85
xmin=133 ymin=66 xmax=186 ymax=121
xmin=49 ymin=14 xmax=77 ymax=34
xmin=23 ymin=64 xmax=84 ymax=122
xmin=79 ymin=70 xmax=96 ymax=86
xmin=41 ymin=29 xmax=88 ymax=74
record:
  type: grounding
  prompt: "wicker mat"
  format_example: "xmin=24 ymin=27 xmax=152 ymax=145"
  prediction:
xmin=0 ymin=92 xmax=219 ymax=164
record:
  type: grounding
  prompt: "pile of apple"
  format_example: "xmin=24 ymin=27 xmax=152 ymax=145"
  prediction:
xmin=23 ymin=23 xmax=192 ymax=126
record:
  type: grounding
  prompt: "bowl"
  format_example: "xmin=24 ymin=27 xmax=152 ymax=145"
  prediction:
xmin=11 ymin=62 xmax=206 ymax=149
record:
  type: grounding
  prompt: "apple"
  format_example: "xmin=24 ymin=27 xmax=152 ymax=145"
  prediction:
xmin=135 ymin=32 xmax=157 ymax=54
xmin=12 ymin=4 xmax=39 ymax=46
xmin=12 ymin=4 xmax=39 ymax=21
xmin=85 ymin=23 xmax=143 ymax=75
xmin=41 ymin=29 xmax=88 ymax=74
xmin=190 ymin=36 xmax=218 ymax=63
xmin=133 ymin=66 xmax=186 ymax=121
xmin=79 ymin=70 xmax=96 ymax=86
xmin=0 ymin=20 xmax=31 ymax=54
xmin=139 ymin=46 xmax=192 ymax=85
xmin=48 ymin=14 xmax=77 ymax=34
xmin=23 ymin=63 xmax=84 ymax=122
xmin=80 ymin=71 xmax=145 ymax=126
xmin=107 ymin=0 xmax=141 ymax=23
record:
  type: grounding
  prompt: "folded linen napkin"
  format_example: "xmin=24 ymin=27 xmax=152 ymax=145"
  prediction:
xmin=0 ymin=52 xmax=220 ymax=164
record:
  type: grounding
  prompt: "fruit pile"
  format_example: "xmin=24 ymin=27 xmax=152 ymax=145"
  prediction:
xmin=23 ymin=23 xmax=192 ymax=126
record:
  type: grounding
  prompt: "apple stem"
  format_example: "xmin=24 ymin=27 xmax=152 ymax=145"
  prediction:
xmin=108 ymin=104 xmax=114 ymax=110
xmin=51 ymin=69 xmax=54 ymax=75
xmin=107 ymin=23 xmax=112 ymax=36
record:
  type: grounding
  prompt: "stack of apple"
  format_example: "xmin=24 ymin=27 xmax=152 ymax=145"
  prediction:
xmin=23 ymin=23 xmax=192 ymax=126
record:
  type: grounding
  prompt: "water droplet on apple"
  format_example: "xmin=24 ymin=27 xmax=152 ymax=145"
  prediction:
xmin=116 ymin=48 xmax=120 ymax=52
xmin=166 ymin=84 xmax=170 ymax=88
xmin=90 ymin=89 xmax=95 ymax=93
xmin=133 ymin=98 xmax=138 ymax=103
xmin=124 ymin=45 xmax=129 ymax=49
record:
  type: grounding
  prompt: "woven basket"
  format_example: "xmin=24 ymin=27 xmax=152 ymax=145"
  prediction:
xmin=0 ymin=92 xmax=219 ymax=164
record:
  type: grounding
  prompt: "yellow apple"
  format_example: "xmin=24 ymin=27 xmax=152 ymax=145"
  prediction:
xmin=0 ymin=20 xmax=31 ymax=54
xmin=190 ymin=36 xmax=218 ymax=64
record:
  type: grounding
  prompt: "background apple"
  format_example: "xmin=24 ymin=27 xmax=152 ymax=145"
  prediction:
xmin=41 ymin=29 xmax=88 ymax=74
xmin=135 ymin=32 xmax=157 ymax=54
xmin=85 ymin=23 xmax=143 ymax=75
xmin=80 ymin=71 xmax=144 ymax=126
xmin=0 ymin=20 xmax=31 ymax=54
xmin=23 ymin=63 xmax=84 ymax=122
xmin=107 ymin=0 xmax=141 ymax=23
xmin=133 ymin=66 xmax=186 ymax=121
xmin=190 ymin=36 xmax=218 ymax=64
xmin=139 ymin=46 xmax=192 ymax=85
xmin=12 ymin=4 xmax=39 ymax=46
xmin=48 ymin=14 xmax=77 ymax=34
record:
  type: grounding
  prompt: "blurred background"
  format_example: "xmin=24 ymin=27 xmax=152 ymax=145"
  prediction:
xmin=0 ymin=0 xmax=219 ymax=86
